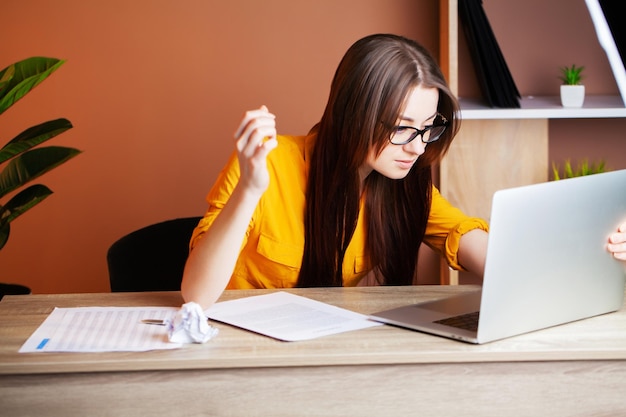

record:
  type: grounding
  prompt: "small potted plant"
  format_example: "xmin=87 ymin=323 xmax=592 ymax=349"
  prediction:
xmin=559 ymin=64 xmax=585 ymax=108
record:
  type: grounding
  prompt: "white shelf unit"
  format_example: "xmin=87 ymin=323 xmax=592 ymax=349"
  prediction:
xmin=437 ymin=1 xmax=626 ymax=285
xmin=460 ymin=95 xmax=626 ymax=119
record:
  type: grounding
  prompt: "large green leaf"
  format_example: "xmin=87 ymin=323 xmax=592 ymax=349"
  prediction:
xmin=0 ymin=57 xmax=65 ymax=116
xmin=0 ymin=184 xmax=52 ymax=226
xmin=0 ymin=65 xmax=15 ymax=95
xmin=0 ymin=146 xmax=81 ymax=199
xmin=0 ymin=118 xmax=73 ymax=164
xmin=0 ymin=184 xmax=52 ymax=250
xmin=0 ymin=222 xmax=9 ymax=250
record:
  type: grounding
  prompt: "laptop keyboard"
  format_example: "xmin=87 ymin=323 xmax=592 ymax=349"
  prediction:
xmin=434 ymin=311 xmax=480 ymax=332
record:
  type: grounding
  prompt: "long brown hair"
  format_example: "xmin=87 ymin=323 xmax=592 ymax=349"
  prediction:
xmin=298 ymin=34 xmax=460 ymax=287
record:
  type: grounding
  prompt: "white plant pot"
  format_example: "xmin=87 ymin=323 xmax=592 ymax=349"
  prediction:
xmin=560 ymin=85 xmax=585 ymax=108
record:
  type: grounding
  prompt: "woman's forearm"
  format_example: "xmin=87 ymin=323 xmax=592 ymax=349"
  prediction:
xmin=181 ymin=185 xmax=261 ymax=309
xmin=457 ymin=229 xmax=489 ymax=278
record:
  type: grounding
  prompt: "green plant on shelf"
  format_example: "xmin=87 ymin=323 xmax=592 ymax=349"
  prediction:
xmin=551 ymin=159 xmax=606 ymax=181
xmin=558 ymin=64 xmax=585 ymax=85
xmin=0 ymin=57 xmax=81 ymax=250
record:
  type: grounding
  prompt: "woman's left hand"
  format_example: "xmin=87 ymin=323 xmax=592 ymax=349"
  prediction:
xmin=608 ymin=222 xmax=626 ymax=262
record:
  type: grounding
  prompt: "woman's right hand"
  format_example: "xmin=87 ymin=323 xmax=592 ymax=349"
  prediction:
xmin=233 ymin=105 xmax=278 ymax=195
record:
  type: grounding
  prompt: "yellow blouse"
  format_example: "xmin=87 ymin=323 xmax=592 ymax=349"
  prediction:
xmin=190 ymin=134 xmax=489 ymax=289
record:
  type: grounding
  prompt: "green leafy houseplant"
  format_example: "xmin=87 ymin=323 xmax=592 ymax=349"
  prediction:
xmin=551 ymin=159 xmax=606 ymax=181
xmin=0 ymin=57 xmax=81 ymax=250
xmin=559 ymin=64 xmax=585 ymax=85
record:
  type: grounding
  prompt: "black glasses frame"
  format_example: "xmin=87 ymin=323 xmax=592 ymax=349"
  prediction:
xmin=389 ymin=113 xmax=449 ymax=145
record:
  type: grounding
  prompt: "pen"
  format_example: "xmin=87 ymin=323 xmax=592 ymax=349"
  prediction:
xmin=141 ymin=319 xmax=166 ymax=326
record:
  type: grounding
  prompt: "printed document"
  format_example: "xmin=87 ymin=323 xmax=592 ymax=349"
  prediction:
xmin=19 ymin=306 xmax=181 ymax=353
xmin=206 ymin=291 xmax=382 ymax=341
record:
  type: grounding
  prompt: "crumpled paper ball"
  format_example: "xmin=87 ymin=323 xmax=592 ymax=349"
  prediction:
xmin=167 ymin=302 xmax=219 ymax=343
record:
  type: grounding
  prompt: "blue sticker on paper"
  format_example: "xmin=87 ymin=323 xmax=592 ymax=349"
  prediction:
xmin=36 ymin=338 xmax=50 ymax=350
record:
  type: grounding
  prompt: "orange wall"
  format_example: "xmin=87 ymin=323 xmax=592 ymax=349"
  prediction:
xmin=1 ymin=0 xmax=625 ymax=294
xmin=0 ymin=0 xmax=439 ymax=293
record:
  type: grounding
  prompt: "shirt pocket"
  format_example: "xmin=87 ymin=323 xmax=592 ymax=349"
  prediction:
xmin=255 ymin=233 xmax=304 ymax=285
xmin=353 ymin=255 xmax=368 ymax=274
xmin=340 ymin=254 xmax=369 ymax=287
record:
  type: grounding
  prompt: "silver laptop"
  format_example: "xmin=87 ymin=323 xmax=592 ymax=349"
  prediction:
xmin=370 ymin=169 xmax=626 ymax=344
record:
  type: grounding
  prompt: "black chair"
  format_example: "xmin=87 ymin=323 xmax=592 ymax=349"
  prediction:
xmin=0 ymin=283 xmax=31 ymax=300
xmin=107 ymin=217 xmax=202 ymax=292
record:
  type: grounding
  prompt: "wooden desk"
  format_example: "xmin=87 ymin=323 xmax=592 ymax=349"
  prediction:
xmin=1 ymin=286 xmax=625 ymax=417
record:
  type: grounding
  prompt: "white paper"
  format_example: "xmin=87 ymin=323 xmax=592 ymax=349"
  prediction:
xmin=167 ymin=302 xmax=219 ymax=343
xmin=19 ymin=306 xmax=182 ymax=353
xmin=206 ymin=291 xmax=382 ymax=341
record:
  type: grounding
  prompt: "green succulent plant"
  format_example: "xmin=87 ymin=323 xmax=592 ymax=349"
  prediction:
xmin=0 ymin=57 xmax=81 ymax=250
xmin=559 ymin=64 xmax=585 ymax=85
xmin=551 ymin=159 xmax=606 ymax=181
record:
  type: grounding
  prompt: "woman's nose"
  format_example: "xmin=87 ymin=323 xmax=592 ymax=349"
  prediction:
xmin=403 ymin=138 xmax=426 ymax=156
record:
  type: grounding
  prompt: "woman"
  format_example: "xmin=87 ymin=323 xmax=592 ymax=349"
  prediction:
xmin=182 ymin=34 xmax=626 ymax=309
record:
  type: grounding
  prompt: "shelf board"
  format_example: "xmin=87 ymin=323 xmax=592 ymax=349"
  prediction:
xmin=459 ymin=95 xmax=626 ymax=119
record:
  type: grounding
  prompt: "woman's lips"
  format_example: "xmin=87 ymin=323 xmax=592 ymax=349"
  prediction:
xmin=396 ymin=159 xmax=416 ymax=169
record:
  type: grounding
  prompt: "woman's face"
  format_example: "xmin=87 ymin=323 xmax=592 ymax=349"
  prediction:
xmin=359 ymin=85 xmax=440 ymax=182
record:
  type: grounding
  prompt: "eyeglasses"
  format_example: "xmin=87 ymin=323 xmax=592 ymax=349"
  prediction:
xmin=389 ymin=113 xmax=449 ymax=145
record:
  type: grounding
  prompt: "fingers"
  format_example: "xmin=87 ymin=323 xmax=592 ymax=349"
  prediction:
xmin=234 ymin=105 xmax=276 ymax=154
xmin=609 ymin=222 xmax=626 ymax=244
xmin=234 ymin=105 xmax=271 ymax=138
xmin=608 ymin=222 xmax=626 ymax=261
xmin=614 ymin=252 xmax=626 ymax=261
xmin=232 ymin=106 xmax=278 ymax=194
xmin=610 ymin=245 xmax=626 ymax=261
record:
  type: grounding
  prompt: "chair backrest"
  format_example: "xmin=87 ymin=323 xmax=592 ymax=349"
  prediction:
xmin=0 ymin=283 xmax=31 ymax=300
xmin=107 ymin=217 xmax=202 ymax=292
